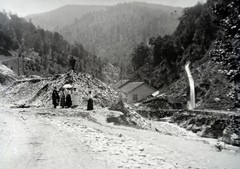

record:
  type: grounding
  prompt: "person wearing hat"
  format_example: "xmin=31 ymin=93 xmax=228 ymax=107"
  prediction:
xmin=87 ymin=90 xmax=94 ymax=110
xmin=69 ymin=56 xmax=76 ymax=71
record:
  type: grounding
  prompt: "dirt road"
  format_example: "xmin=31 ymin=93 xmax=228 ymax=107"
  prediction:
xmin=0 ymin=105 xmax=240 ymax=169
xmin=0 ymin=107 xmax=114 ymax=169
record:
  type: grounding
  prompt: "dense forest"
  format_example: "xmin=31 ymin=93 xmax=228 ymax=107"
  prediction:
xmin=131 ymin=0 xmax=239 ymax=88
xmin=0 ymin=11 xmax=104 ymax=79
xmin=58 ymin=2 xmax=182 ymax=67
xmin=131 ymin=0 xmax=239 ymax=109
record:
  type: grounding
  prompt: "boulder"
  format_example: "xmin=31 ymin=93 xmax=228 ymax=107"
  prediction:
xmin=109 ymin=100 xmax=151 ymax=129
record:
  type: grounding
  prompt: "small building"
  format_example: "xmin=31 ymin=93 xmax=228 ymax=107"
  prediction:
xmin=117 ymin=82 xmax=156 ymax=103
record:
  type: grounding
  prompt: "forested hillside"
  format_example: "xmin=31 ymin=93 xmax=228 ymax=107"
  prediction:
xmin=25 ymin=5 xmax=106 ymax=31
xmin=131 ymin=0 xmax=240 ymax=110
xmin=0 ymin=12 xmax=104 ymax=79
xmin=131 ymin=1 xmax=217 ymax=87
xmin=58 ymin=2 xmax=182 ymax=65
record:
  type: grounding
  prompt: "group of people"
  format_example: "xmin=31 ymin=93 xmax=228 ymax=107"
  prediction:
xmin=52 ymin=86 xmax=94 ymax=110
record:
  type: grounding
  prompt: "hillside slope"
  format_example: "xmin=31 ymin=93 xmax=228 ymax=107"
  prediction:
xmin=133 ymin=0 xmax=240 ymax=111
xmin=0 ymin=12 xmax=105 ymax=79
xmin=58 ymin=2 xmax=182 ymax=63
xmin=25 ymin=5 xmax=106 ymax=30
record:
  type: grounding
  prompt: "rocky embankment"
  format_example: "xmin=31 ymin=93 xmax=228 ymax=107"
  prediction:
xmin=137 ymin=108 xmax=240 ymax=147
xmin=108 ymin=101 xmax=189 ymax=138
xmin=171 ymin=110 xmax=240 ymax=147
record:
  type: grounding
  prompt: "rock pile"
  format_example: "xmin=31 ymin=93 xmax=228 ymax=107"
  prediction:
xmin=0 ymin=71 xmax=119 ymax=107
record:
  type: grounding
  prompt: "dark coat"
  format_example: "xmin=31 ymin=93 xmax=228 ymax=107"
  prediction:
xmin=60 ymin=93 xmax=65 ymax=107
xmin=87 ymin=98 xmax=93 ymax=110
xmin=87 ymin=93 xmax=93 ymax=110
xmin=52 ymin=90 xmax=59 ymax=105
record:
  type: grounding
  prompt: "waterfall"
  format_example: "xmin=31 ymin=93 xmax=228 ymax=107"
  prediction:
xmin=185 ymin=61 xmax=195 ymax=110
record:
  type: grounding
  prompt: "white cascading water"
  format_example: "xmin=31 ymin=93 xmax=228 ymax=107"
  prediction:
xmin=185 ymin=61 xmax=195 ymax=110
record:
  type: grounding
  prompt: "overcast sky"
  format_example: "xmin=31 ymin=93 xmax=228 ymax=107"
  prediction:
xmin=1 ymin=0 xmax=207 ymax=17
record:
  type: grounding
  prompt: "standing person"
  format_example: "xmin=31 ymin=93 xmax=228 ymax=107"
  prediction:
xmin=66 ymin=89 xmax=72 ymax=108
xmin=87 ymin=90 xmax=93 ymax=110
xmin=60 ymin=88 xmax=66 ymax=108
xmin=69 ymin=56 xmax=76 ymax=71
xmin=52 ymin=87 xmax=59 ymax=108
xmin=72 ymin=88 xmax=78 ymax=108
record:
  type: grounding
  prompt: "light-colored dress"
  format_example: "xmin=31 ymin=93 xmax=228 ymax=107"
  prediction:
xmin=72 ymin=91 xmax=78 ymax=106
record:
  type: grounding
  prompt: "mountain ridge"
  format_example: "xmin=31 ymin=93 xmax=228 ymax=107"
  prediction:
xmin=25 ymin=5 xmax=107 ymax=30
xmin=57 ymin=2 xmax=182 ymax=65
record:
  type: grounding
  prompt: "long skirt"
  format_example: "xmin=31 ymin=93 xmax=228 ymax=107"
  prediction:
xmin=60 ymin=96 xmax=65 ymax=108
xmin=66 ymin=94 xmax=72 ymax=108
xmin=87 ymin=98 xmax=93 ymax=110
xmin=52 ymin=98 xmax=58 ymax=108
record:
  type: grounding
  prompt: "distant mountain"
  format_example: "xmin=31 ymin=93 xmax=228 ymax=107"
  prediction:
xmin=25 ymin=5 xmax=107 ymax=30
xmin=58 ymin=2 xmax=183 ymax=63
